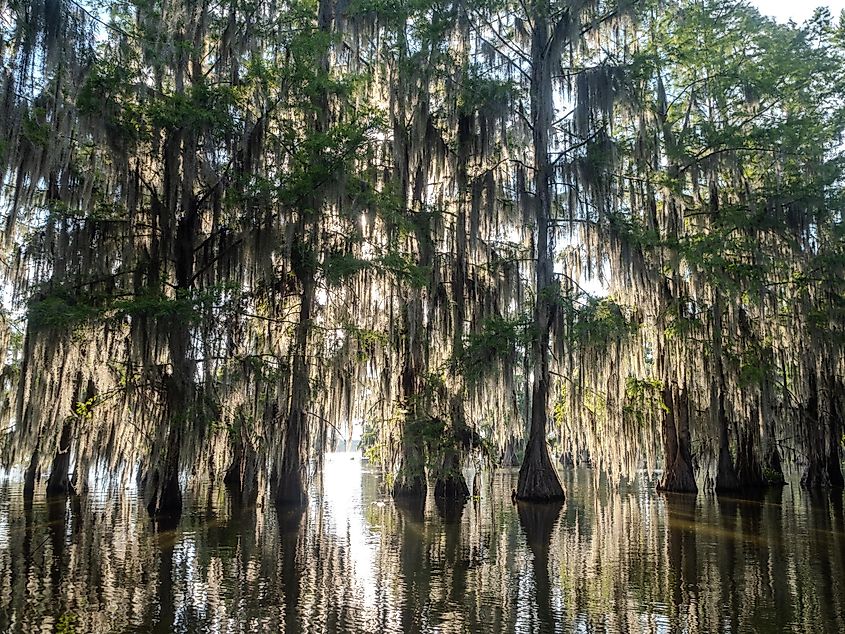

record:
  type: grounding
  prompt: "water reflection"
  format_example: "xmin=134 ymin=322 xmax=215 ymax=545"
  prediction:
xmin=1 ymin=457 xmax=844 ymax=633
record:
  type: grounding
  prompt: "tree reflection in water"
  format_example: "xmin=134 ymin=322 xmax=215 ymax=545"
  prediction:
xmin=0 ymin=459 xmax=843 ymax=633
xmin=516 ymin=500 xmax=563 ymax=633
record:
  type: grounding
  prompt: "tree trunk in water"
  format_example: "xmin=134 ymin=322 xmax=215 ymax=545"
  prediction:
xmin=274 ymin=0 xmax=333 ymax=508
xmin=658 ymin=384 xmax=697 ymax=493
xmin=516 ymin=7 xmax=564 ymax=503
xmin=715 ymin=394 xmax=740 ymax=493
xmin=45 ymin=418 xmax=74 ymax=497
xmin=391 ymin=290 xmax=428 ymax=501
xmin=712 ymin=290 xmax=739 ymax=494
xmin=145 ymin=391 xmax=183 ymax=521
xmin=393 ymin=432 xmax=427 ymax=499
xmin=764 ymin=444 xmax=786 ymax=485
xmin=760 ymin=378 xmax=785 ymax=485
xmin=827 ymin=385 xmax=844 ymax=487
xmin=734 ymin=423 xmax=765 ymax=488
xmin=276 ymin=275 xmax=314 ymax=507
xmin=434 ymin=437 xmax=469 ymax=501
xmin=23 ymin=449 xmax=39 ymax=502
xmin=501 ymin=435 xmax=519 ymax=467
xmin=47 ymin=373 xmax=89 ymax=498
xmin=800 ymin=373 xmax=843 ymax=488
xmin=517 ymin=382 xmax=565 ymax=501
xmin=224 ymin=433 xmax=259 ymax=505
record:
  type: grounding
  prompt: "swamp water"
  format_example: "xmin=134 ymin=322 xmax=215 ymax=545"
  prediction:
xmin=1 ymin=454 xmax=844 ymax=633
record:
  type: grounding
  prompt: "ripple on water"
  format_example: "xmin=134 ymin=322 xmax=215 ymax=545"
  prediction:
xmin=0 ymin=461 xmax=844 ymax=632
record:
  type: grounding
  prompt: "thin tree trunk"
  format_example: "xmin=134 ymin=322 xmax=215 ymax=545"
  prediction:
xmin=23 ymin=448 xmax=39 ymax=502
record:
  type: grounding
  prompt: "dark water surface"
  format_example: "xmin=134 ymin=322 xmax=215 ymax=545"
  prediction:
xmin=1 ymin=455 xmax=844 ymax=633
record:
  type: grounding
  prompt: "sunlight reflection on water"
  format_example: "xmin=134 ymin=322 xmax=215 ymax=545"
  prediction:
xmin=1 ymin=457 xmax=844 ymax=633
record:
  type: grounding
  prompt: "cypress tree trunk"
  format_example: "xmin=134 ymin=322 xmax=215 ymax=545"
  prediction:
xmin=826 ymin=383 xmax=844 ymax=487
xmin=47 ymin=373 xmax=92 ymax=497
xmin=276 ymin=0 xmax=334 ymax=507
xmin=433 ymin=396 xmax=470 ymax=501
xmin=45 ymin=418 xmax=74 ymax=497
xmin=23 ymin=448 xmax=39 ymax=502
xmin=712 ymin=290 xmax=739 ymax=493
xmin=224 ymin=427 xmax=259 ymax=505
xmin=276 ymin=270 xmax=314 ymax=507
xmin=715 ymin=392 xmax=740 ymax=493
xmin=734 ymin=419 xmax=765 ymax=488
xmin=516 ymin=4 xmax=564 ymax=502
xmin=144 ymin=195 xmax=198 ymax=520
xmin=435 ymin=147 xmax=470 ymax=500
xmin=393 ymin=299 xmax=427 ymax=499
xmin=658 ymin=384 xmax=697 ymax=493
xmin=801 ymin=373 xmax=845 ymax=489
xmin=501 ymin=435 xmax=519 ymax=467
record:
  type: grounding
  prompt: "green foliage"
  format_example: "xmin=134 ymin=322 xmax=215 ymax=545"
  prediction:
xmin=344 ymin=323 xmax=388 ymax=361
xmin=56 ymin=613 xmax=77 ymax=634
xmin=458 ymin=70 xmax=519 ymax=115
xmin=323 ymin=252 xmax=371 ymax=285
xmin=145 ymin=82 xmax=235 ymax=133
xmin=21 ymin=107 xmax=51 ymax=148
xmin=455 ymin=316 xmax=530 ymax=381
xmin=27 ymin=285 xmax=234 ymax=333
xmin=379 ymin=252 xmax=429 ymax=289
xmin=27 ymin=295 xmax=102 ymax=331
xmin=564 ymin=295 xmax=638 ymax=347
xmin=622 ymin=377 xmax=666 ymax=428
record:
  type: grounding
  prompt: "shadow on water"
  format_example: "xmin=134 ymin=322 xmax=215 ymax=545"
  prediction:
xmin=516 ymin=500 xmax=563 ymax=633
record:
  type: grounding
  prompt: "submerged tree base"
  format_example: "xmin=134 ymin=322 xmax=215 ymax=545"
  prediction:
xmin=516 ymin=441 xmax=565 ymax=502
xmin=274 ymin=472 xmax=308 ymax=507
xmin=715 ymin=444 xmax=741 ymax=494
xmin=657 ymin=459 xmax=697 ymax=494
xmin=144 ymin=472 xmax=183 ymax=521
xmin=434 ymin=476 xmax=470 ymax=501
xmin=392 ymin=474 xmax=426 ymax=500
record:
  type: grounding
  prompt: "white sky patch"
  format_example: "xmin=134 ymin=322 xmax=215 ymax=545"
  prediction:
xmin=750 ymin=0 xmax=845 ymax=23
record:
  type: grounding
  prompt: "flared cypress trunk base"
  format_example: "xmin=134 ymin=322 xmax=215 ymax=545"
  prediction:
xmin=500 ymin=437 xmax=519 ymax=467
xmin=715 ymin=444 xmax=741 ymax=493
xmin=433 ymin=450 xmax=469 ymax=501
xmin=274 ymin=471 xmax=307 ymax=507
xmin=801 ymin=454 xmax=845 ymax=489
xmin=224 ymin=451 xmax=259 ymax=506
xmin=145 ymin=469 xmax=182 ymax=522
xmin=23 ymin=450 xmax=39 ymax=501
xmin=734 ymin=435 xmax=766 ymax=489
xmin=46 ymin=420 xmax=75 ymax=498
xmin=434 ymin=476 xmax=469 ymax=501
xmin=516 ymin=440 xmax=564 ymax=502
xmin=658 ymin=456 xmax=697 ymax=493
xmin=827 ymin=452 xmax=844 ymax=488
xmin=46 ymin=471 xmax=74 ymax=498
xmin=763 ymin=446 xmax=786 ymax=486
xmin=392 ymin=473 xmax=426 ymax=500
